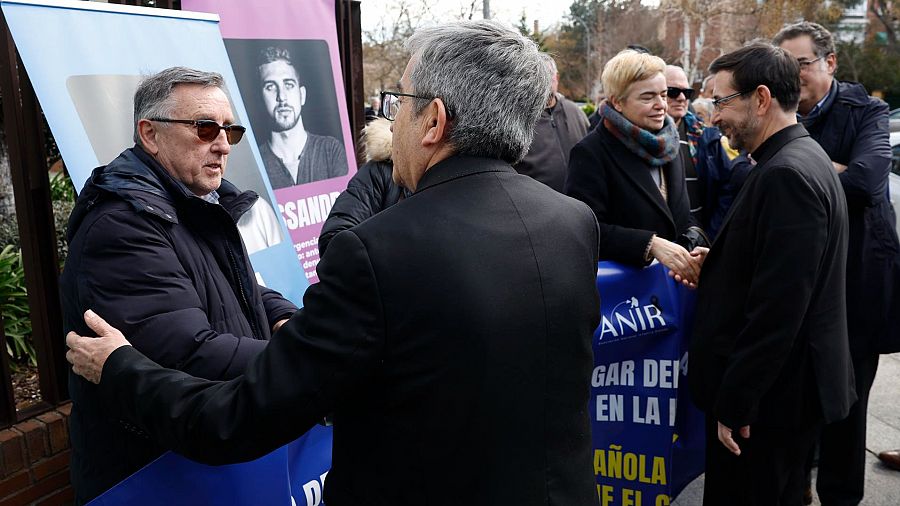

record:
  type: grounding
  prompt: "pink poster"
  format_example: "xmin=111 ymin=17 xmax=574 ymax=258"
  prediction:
xmin=183 ymin=0 xmax=357 ymax=284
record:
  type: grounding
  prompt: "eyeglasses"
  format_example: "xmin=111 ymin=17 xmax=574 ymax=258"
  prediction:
xmin=379 ymin=90 xmax=452 ymax=121
xmin=149 ymin=118 xmax=246 ymax=145
xmin=712 ymin=90 xmax=751 ymax=111
xmin=666 ymin=87 xmax=695 ymax=100
xmin=797 ymin=56 xmax=825 ymax=70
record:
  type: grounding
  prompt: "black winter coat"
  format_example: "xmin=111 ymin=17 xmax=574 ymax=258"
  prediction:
xmin=566 ymin=123 xmax=707 ymax=266
xmin=96 ymin=155 xmax=601 ymax=506
xmin=319 ymin=117 xmax=407 ymax=256
xmin=60 ymin=146 xmax=297 ymax=503
xmin=690 ymin=124 xmax=854 ymax=429
xmin=803 ymin=80 xmax=900 ymax=354
xmin=319 ymin=160 xmax=405 ymax=255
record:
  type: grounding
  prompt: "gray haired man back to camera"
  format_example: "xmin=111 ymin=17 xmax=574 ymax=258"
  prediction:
xmin=65 ymin=21 xmax=601 ymax=506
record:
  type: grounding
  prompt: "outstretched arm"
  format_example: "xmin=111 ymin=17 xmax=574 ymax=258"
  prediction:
xmin=67 ymin=230 xmax=385 ymax=465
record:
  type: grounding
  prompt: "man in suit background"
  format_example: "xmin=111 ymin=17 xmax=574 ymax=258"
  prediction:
xmin=775 ymin=22 xmax=898 ymax=505
xmin=513 ymin=54 xmax=589 ymax=192
xmin=690 ymin=42 xmax=853 ymax=504
xmin=65 ymin=20 xmax=601 ymax=506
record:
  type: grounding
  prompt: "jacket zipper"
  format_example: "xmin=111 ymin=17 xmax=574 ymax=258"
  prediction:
xmin=220 ymin=215 xmax=260 ymax=340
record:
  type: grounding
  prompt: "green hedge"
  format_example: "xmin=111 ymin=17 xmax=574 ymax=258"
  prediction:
xmin=0 ymin=245 xmax=32 ymax=365
xmin=0 ymin=170 xmax=75 ymax=366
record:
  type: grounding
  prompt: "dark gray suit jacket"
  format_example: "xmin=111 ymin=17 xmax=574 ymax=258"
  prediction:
xmin=97 ymin=155 xmax=601 ymax=506
xmin=514 ymin=95 xmax=589 ymax=192
xmin=689 ymin=124 xmax=855 ymax=430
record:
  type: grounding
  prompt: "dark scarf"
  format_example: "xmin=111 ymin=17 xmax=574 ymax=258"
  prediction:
xmin=602 ymin=102 xmax=679 ymax=167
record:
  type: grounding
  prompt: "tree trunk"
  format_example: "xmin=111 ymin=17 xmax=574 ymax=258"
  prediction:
xmin=681 ymin=13 xmax=691 ymax=71
xmin=870 ymin=0 xmax=897 ymax=49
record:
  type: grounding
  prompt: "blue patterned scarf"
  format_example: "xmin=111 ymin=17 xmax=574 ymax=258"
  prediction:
xmin=602 ymin=102 xmax=679 ymax=167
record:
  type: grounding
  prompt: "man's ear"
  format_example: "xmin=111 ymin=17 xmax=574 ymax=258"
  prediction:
xmin=825 ymin=53 xmax=837 ymax=76
xmin=300 ymin=86 xmax=307 ymax=106
xmin=421 ymin=98 xmax=450 ymax=148
xmin=137 ymin=119 xmax=160 ymax=155
xmin=754 ymin=85 xmax=773 ymax=117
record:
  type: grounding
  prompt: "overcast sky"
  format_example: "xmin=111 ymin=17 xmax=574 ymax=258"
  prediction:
xmin=360 ymin=1 xmax=662 ymax=35
xmin=360 ymin=1 xmax=571 ymax=34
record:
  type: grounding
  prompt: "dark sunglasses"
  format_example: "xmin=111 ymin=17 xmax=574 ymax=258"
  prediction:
xmin=666 ymin=87 xmax=695 ymax=100
xmin=149 ymin=118 xmax=246 ymax=145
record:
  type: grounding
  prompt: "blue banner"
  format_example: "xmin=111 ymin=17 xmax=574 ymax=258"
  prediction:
xmin=89 ymin=261 xmax=704 ymax=505
xmin=592 ymin=262 xmax=705 ymax=505
xmin=89 ymin=424 xmax=333 ymax=506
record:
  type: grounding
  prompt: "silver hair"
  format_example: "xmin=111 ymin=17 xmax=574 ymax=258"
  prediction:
xmin=405 ymin=20 xmax=552 ymax=163
xmin=544 ymin=54 xmax=558 ymax=75
xmin=133 ymin=66 xmax=225 ymax=146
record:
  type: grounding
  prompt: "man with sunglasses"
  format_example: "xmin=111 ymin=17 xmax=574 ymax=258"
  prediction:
xmin=59 ymin=66 xmax=298 ymax=503
xmin=664 ymin=65 xmax=739 ymax=239
xmin=774 ymin=21 xmax=898 ymax=506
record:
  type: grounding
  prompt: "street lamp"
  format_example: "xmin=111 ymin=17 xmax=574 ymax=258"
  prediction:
xmin=570 ymin=12 xmax=592 ymax=100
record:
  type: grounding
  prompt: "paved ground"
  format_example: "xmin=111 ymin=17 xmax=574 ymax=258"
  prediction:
xmin=673 ymin=353 xmax=900 ymax=506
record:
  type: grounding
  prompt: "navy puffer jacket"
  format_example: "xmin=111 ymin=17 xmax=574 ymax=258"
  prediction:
xmin=60 ymin=146 xmax=297 ymax=503
xmin=803 ymin=80 xmax=900 ymax=354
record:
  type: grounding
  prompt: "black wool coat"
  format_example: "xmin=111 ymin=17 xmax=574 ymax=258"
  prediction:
xmin=689 ymin=124 xmax=855 ymax=430
xmin=95 ymin=155 xmax=602 ymax=506
xmin=566 ymin=123 xmax=705 ymax=266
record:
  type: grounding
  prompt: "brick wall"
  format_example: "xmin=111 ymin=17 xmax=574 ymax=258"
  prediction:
xmin=0 ymin=403 xmax=73 ymax=506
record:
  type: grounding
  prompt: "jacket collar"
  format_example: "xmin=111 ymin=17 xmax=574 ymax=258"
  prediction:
xmin=799 ymin=80 xmax=871 ymax=130
xmin=714 ymin=123 xmax=810 ymax=244
xmin=598 ymin=124 xmax=676 ymax=228
xmin=414 ymin=155 xmax=515 ymax=193
xmin=834 ymin=80 xmax=871 ymax=107
xmin=70 ymin=146 xmax=256 ymax=234
xmin=363 ymin=117 xmax=393 ymax=162
xmin=750 ymin=123 xmax=809 ymax=168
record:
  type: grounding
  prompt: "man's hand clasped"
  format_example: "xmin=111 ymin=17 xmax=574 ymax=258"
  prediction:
xmin=65 ymin=310 xmax=131 ymax=385
xmin=650 ymin=236 xmax=708 ymax=288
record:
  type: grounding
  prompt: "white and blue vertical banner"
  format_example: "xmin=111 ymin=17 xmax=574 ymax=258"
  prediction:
xmin=2 ymin=1 xmax=330 ymax=504
xmin=0 ymin=0 xmax=309 ymax=305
